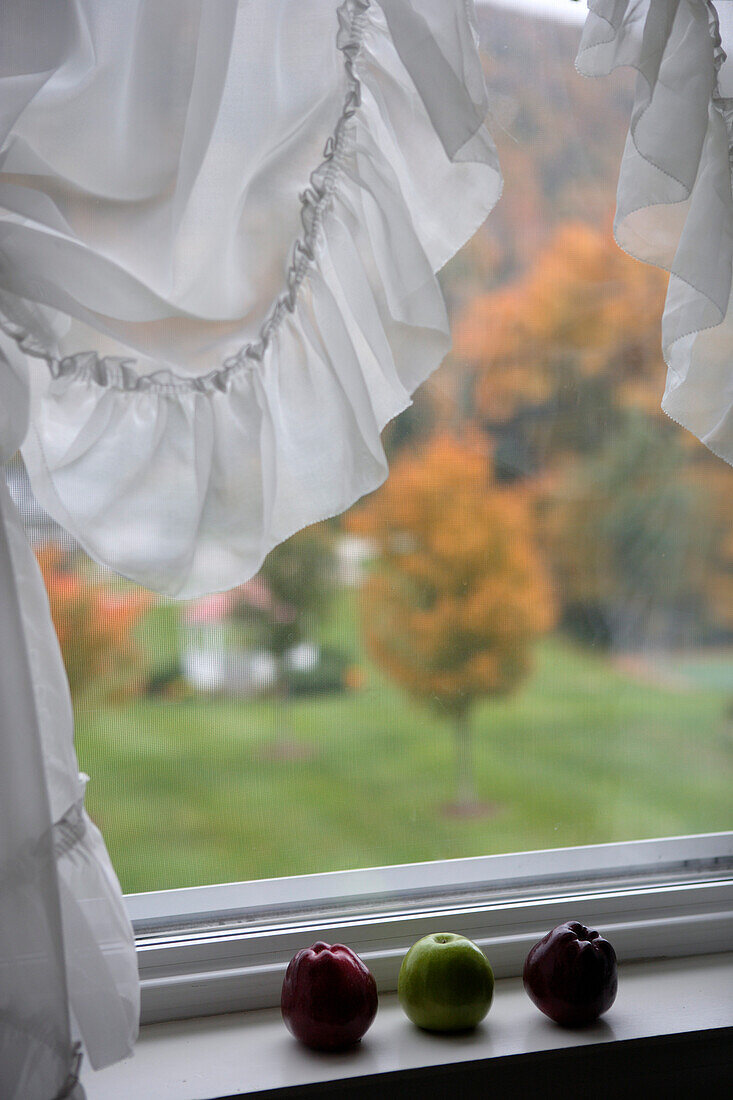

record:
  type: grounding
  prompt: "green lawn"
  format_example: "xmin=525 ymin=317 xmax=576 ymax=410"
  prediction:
xmin=75 ymin=595 xmax=733 ymax=894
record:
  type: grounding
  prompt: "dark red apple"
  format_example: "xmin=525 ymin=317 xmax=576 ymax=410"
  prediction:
xmin=523 ymin=921 xmax=617 ymax=1027
xmin=281 ymin=941 xmax=378 ymax=1050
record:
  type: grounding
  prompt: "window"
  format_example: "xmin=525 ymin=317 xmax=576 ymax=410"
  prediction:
xmin=7 ymin=0 xmax=732 ymax=1018
xmin=126 ymin=832 xmax=732 ymax=1022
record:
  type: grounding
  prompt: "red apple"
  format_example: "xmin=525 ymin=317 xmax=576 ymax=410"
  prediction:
xmin=523 ymin=921 xmax=617 ymax=1026
xmin=281 ymin=941 xmax=378 ymax=1050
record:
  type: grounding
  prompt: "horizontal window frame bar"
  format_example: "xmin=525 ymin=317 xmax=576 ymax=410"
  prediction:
xmin=127 ymin=832 xmax=733 ymax=933
xmin=128 ymin=833 xmax=733 ymax=1024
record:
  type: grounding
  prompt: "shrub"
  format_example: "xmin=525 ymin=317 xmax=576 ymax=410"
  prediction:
xmin=35 ymin=544 xmax=153 ymax=704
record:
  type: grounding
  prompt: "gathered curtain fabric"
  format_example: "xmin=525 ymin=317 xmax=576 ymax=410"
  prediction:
xmin=1 ymin=1 xmax=732 ymax=1096
xmin=577 ymin=0 xmax=733 ymax=462
xmin=0 ymin=2 xmax=501 ymax=1096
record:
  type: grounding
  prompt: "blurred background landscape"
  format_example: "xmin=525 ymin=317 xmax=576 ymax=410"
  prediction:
xmin=9 ymin=2 xmax=733 ymax=893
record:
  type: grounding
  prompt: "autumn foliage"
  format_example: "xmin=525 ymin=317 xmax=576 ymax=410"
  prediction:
xmin=349 ymin=435 xmax=554 ymax=803
xmin=454 ymin=222 xmax=669 ymax=429
xmin=448 ymin=222 xmax=733 ymax=645
xmin=351 ymin=436 xmax=554 ymax=713
xmin=35 ymin=544 xmax=152 ymax=703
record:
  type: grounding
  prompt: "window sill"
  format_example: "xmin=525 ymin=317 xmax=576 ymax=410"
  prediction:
xmin=130 ymin=834 xmax=733 ymax=1022
xmin=81 ymin=953 xmax=733 ymax=1099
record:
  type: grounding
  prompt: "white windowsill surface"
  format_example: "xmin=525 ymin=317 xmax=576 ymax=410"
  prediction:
xmin=82 ymin=953 xmax=733 ymax=1099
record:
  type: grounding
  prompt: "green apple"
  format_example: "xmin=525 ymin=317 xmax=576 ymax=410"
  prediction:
xmin=398 ymin=932 xmax=494 ymax=1032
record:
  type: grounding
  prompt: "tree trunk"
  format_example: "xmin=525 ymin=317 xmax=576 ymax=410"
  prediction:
xmin=453 ymin=709 xmax=477 ymax=810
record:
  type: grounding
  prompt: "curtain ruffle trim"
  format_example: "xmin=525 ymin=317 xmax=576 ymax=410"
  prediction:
xmin=4 ymin=0 xmax=501 ymax=597
xmin=0 ymin=793 xmax=139 ymax=1073
xmin=576 ymin=0 xmax=733 ymax=466
xmin=2 ymin=1 xmax=371 ymax=397
xmin=55 ymin=801 xmax=139 ymax=1070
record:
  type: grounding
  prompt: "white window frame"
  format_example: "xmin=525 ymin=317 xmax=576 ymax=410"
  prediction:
xmin=127 ymin=831 xmax=733 ymax=1024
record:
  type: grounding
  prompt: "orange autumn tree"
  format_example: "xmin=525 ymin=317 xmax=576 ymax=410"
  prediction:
xmin=36 ymin=543 xmax=152 ymax=704
xmin=452 ymin=220 xmax=733 ymax=643
xmin=349 ymin=435 xmax=555 ymax=810
xmin=453 ymin=221 xmax=669 ymax=449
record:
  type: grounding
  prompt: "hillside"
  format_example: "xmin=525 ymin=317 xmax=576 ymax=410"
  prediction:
xmin=448 ymin=3 xmax=635 ymax=292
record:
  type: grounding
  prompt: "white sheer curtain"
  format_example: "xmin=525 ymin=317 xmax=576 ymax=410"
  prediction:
xmin=0 ymin=336 xmax=138 ymax=1100
xmin=0 ymin=2 xmax=500 ymax=1096
xmin=577 ymin=0 xmax=733 ymax=464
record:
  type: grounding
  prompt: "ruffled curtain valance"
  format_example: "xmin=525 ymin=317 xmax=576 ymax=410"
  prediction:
xmin=0 ymin=2 xmax=500 ymax=1096
xmin=2 ymin=0 xmax=500 ymax=599
xmin=576 ymin=0 xmax=733 ymax=464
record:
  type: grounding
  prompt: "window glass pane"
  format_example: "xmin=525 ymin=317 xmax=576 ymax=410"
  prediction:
xmin=9 ymin=1 xmax=733 ymax=893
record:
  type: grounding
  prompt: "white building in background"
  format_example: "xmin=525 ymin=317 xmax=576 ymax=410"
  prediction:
xmin=333 ymin=534 xmax=375 ymax=587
